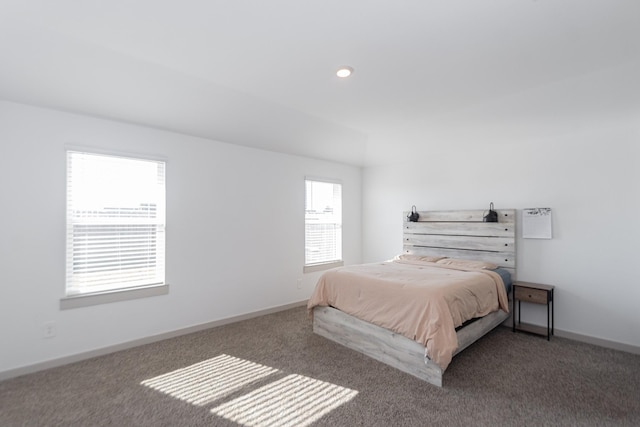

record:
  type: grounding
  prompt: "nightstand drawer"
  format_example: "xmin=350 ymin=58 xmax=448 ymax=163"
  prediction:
xmin=514 ymin=286 xmax=548 ymax=304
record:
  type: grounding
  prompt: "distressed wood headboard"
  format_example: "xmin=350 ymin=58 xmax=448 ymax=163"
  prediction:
xmin=403 ymin=209 xmax=516 ymax=279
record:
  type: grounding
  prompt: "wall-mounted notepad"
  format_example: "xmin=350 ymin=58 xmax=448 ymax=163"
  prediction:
xmin=522 ymin=208 xmax=552 ymax=239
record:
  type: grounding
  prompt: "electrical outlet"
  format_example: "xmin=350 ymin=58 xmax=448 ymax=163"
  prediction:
xmin=297 ymin=278 xmax=302 ymax=290
xmin=42 ymin=321 xmax=57 ymax=339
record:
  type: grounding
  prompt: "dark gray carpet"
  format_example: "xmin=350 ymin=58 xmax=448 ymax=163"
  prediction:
xmin=1 ymin=306 xmax=639 ymax=426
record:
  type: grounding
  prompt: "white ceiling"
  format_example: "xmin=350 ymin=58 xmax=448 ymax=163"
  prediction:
xmin=1 ymin=1 xmax=639 ymax=166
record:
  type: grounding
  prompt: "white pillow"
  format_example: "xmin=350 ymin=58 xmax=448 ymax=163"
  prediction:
xmin=394 ymin=254 xmax=445 ymax=263
xmin=436 ymin=258 xmax=498 ymax=270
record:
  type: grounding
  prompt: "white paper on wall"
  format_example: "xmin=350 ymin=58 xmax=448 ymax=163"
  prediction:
xmin=522 ymin=208 xmax=552 ymax=239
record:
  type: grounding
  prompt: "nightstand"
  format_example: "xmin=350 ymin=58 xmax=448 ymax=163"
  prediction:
xmin=512 ymin=281 xmax=555 ymax=340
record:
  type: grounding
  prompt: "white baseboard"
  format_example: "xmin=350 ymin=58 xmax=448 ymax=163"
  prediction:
xmin=501 ymin=315 xmax=639 ymax=355
xmin=554 ymin=329 xmax=640 ymax=355
xmin=0 ymin=300 xmax=308 ymax=382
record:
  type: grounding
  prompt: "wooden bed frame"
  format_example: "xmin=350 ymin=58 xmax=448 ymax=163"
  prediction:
xmin=312 ymin=209 xmax=516 ymax=387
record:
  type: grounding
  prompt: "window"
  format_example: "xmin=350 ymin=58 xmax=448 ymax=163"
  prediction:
xmin=304 ymin=179 xmax=342 ymax=272
xmin=64 ymin=151 xmax=166 ymax=305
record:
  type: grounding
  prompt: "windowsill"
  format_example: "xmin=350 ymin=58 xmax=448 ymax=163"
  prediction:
xmin=303 ymin=261 xmax=344 ymax=274
xmin=60 ymin=284 xmax=169 ymax=310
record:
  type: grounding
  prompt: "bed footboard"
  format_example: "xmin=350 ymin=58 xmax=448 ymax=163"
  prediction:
xmin=313 ymin=306 xmax=444 ymax=386
xmin=312 ymin=305 xmax=509 ymax=387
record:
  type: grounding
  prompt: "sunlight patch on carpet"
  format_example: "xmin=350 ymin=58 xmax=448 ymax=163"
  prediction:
xmin=140 ymin=354 xmax=279 ymax=406
xmin=210 ymin=374 xmax=358 ymax=427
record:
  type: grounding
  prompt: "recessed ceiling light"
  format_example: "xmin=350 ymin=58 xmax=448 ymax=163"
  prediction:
xmin=336 ymin=66 xmax=353 ymax=78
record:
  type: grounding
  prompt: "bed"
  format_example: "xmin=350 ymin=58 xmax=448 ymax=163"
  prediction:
xmin=308 ymin=209 xmax=516 ymax=387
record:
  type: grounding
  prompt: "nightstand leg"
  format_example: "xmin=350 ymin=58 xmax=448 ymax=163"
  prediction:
xmin=547 ymin=300 xmax=550 ymax=341
xmin=551 ymin=290 xmax=554 ymax=336
xmin=512 ymin=296 xmax=515 ymax=332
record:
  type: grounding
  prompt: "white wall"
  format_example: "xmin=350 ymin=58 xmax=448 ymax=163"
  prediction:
xmin=0 ymin=101 xmax=362 ymax=375
xmin=362 ymin=120 xmax=640 ymax=349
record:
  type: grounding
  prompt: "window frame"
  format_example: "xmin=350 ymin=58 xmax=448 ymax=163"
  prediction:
xmin=303 ymin=177 xmax=343 ymax=273
xmin=61 ymin=148 xmax=168 ymax=309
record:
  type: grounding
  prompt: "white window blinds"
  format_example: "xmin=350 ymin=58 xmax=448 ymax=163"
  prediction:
xmin=305 ymin=179 xmax=342 ymax=266
xmin=66 ymin=151 xmax=166 ymax=296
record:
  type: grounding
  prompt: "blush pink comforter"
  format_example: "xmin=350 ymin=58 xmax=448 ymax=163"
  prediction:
xmin=307 ymin=259 xmax=509 ymax=371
